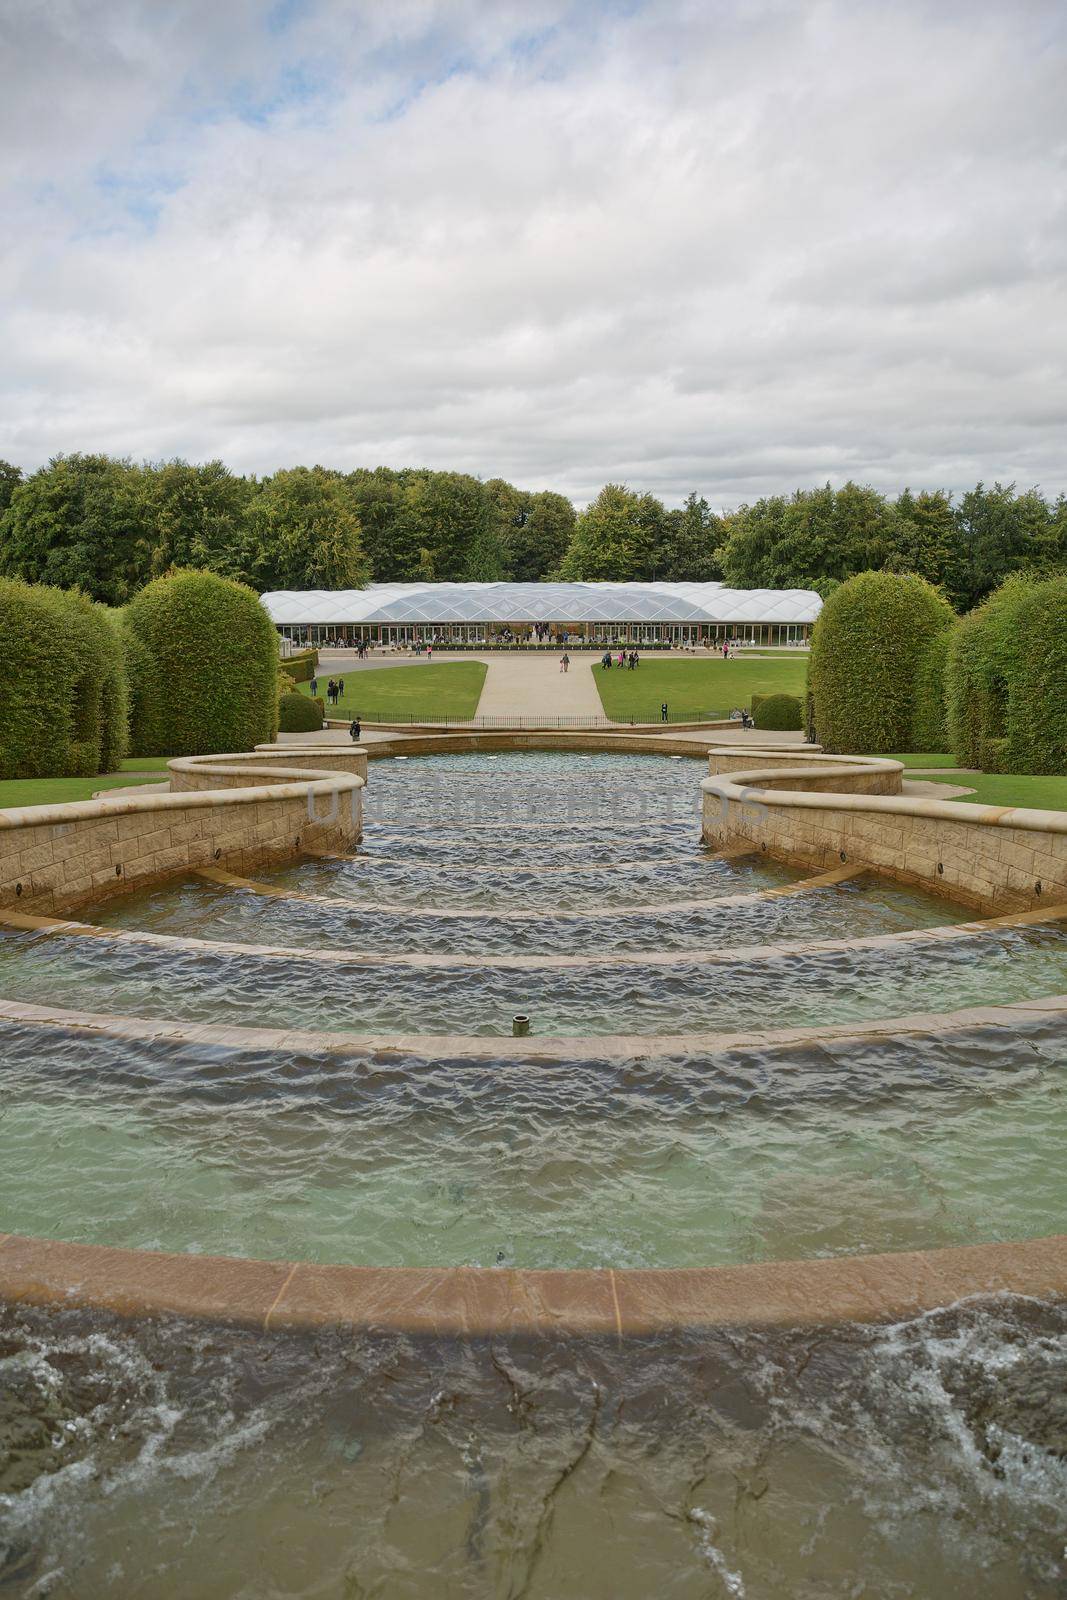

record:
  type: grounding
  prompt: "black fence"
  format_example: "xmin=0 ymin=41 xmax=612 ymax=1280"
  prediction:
xmin=327 ymin=711 xmax=732 ymax=729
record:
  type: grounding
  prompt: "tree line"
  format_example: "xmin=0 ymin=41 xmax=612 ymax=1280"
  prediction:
xmin=0 ymin=454 xmax=1063 ymax=611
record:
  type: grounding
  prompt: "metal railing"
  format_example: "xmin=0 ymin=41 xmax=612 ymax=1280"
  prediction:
xmin=327 ymin=710 xmax=731 ymax=729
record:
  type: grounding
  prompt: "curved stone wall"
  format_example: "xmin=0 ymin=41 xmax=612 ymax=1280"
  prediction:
xmin=703 ymin=758 xmax=1067 ymax=913
xmin=0 ymin=757 xmax=363 ymax=915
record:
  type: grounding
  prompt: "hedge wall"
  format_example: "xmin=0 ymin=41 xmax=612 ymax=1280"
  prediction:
xmin=283 ymin=649 xmax=318 ymax=684
xmin=752 ymin=692 xmax=803 ymax=731
xmin=945 ymin=609 xmax=995 ymax=767
xmin=947 ymin=574 xmax=1067 ymax=774
xmin=808 ymin=572 xmax=956 ymax=754
xmin=0 ymin=578 xmax=128 ymax=779
xmin=125 ymin=570 xmax=279 ymax=756
xmin=1001 ymin=575 xmax=1067 ymax=774
xmin=279 ymin=692 xmax=323 ymax=733
xmin=910 ymin=626 xmax=951 ymax=751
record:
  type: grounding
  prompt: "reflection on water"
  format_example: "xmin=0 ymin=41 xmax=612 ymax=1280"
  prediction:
xmin=2 ymin=1298 xmax=1066 ymax=1598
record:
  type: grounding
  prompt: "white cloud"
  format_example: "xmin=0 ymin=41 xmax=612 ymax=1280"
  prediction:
xmin=1 ymin=0 xmax=1065 ymax=504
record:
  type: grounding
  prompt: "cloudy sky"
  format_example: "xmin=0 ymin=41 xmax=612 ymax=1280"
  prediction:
xmin=1 ymin=0 xmax=1065 ymax=506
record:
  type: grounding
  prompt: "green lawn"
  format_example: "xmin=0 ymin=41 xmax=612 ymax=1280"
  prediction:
xmin=300 ymin=662 xmax=487 ymax=721
xmin=593 ymin=657 xmax=809 ymax=721
xmin=925 ymin=772 xmax=1067 ymax=811
xmin=0 ymin=758 xmax=172 ymax=809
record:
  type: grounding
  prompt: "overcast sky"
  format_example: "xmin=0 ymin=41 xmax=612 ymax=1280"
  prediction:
xmin=1 ymin=0 xmax=1065 ymax=507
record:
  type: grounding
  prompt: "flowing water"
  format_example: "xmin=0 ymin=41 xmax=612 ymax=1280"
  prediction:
xmin=2 ymin=1300 xmax=1067 ymax=1598
xmin=1 ymin=751 xmax=1065 ymax=1595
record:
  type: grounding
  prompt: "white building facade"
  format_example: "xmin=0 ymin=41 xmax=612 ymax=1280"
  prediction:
xmin=262 ymin=581 xmax=821 ymax=647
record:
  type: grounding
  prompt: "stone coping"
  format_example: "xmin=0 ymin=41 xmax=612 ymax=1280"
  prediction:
xmin=702 ymin=764 xmax=1067 ymax=835
xmin=0 ymin=763 xmax=363 ymax=834
xmin=8 ymin=892 xmax=1062 ymax=972
xmin=0 ymin=1228 xmax=1064 ymax=1335
xmin=0 ymin=991 xmax=1062 ymax=1061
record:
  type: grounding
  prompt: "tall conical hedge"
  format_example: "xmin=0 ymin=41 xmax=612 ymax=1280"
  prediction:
xmin=809 ymin=571 xmax=956 ymax=753
xmin=125 ymin=570 xmax=278 ymax=756
xmin=0 ymin=578 xmax=128 ymax=779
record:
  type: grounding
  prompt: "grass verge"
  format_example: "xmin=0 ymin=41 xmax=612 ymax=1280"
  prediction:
xmin=593 ymin=658 xmax=808 ymax=722
xmin=299 ymin=662 xmax=487 ymax=722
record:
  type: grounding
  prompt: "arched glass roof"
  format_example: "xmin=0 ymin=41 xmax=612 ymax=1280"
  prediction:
xmin=262 ymin=582 xmax=822 ymax=625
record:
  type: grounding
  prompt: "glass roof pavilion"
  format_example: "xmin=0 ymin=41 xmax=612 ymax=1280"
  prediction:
xmin=264 ymin=582 xmax=820 ymax=644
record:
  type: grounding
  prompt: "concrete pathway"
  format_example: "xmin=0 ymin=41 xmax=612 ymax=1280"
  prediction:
xmin=474 ymin=654 xmax=603 ymax=718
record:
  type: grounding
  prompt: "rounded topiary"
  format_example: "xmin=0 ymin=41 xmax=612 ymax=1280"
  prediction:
xmin=809 ymin=571 xmax=956 ymax=754
xmin=125 ymin=570 xmax=279 ymax=756
xmin=0 ymin=578 xmax=128 ymax=779
xmin=752 ymin=692 xmax=803 ymax=731
xmin=279 ymin=692 xmax=323 ymax=733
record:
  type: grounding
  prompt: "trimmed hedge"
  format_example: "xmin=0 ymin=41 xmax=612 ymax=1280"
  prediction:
xmin=809 ymin=572 xmax=956 ymax=754
xmin=279 ymin=692 xmax=323 ymax=732
xmin=945 ymin=609 xmax=994 ymax=767
xmin=0 ymin=578 xmax=128 ymax=779
xmin=910 ymin=626 xmax=951 ymax=751
xmin=283 ymin=648 xmax=318 ymax=683
xmin=947 ymin=574 xmax=1067 ymax=774
xmin=125 ymin=570 xmax=279 ymax=756
xmin=752 ymin=692 xmax=803 ymax=731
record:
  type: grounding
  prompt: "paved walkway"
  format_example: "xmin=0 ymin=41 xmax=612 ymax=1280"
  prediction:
xmin=473 ymin=654 xmax=603 ymax=718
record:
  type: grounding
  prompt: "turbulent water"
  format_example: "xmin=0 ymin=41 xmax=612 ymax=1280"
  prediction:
xmin=2 ymin=1299 xmax=1067 ymax=1598
xmin=1 ymin=751 xmax=1065 ymax=1595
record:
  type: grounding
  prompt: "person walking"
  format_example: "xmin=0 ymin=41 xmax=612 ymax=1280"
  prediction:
xmin=337 ymin=677 xmax=345 ymax=698
xmin=563 ymin=652 xmax=570 ymax=673
xmin=349 ymin=716 xmax=361 ymax=741
xmin=310 ymin=676 xmax=318 ymax=696
xmin=661 ymin=702 xmax=669 ymax=723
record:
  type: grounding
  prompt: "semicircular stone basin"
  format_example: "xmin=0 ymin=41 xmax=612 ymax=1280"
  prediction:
xmin=2 ymin=746 xmax=1066 ymax=1597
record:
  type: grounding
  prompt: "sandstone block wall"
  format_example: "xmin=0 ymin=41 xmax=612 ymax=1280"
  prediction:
xmin=703 ymin=773 xmax=1067 ymax=914
xmin=0 ymin=778 xmax=362 ymax=916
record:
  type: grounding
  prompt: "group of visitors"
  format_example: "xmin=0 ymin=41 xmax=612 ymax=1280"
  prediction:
xmin=321 ymin=677 xmax=344 ymax=706
xmin=729 ymin=706 xmax=755 ymax=729
xmin=558 ymin=653 xmax=570 ymax=673
xmin=600 ymin=650 xmax=641 ymax=670
xmin=413 ymin=640 xmax=433 ymax=658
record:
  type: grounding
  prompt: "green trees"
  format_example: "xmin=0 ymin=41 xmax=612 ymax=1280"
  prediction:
xmin=560 ymin=484 xmax=668 ymax=580
xmin=716 ymin=480 xmax=1062 ymax=605
xmin=946 ymin=574 xmax=1067 ymax=774
xmin=660 ymin=494 xmax=724 ymax=582
xmin=809 ymin=572 xmax=956 ymax=753
xmin=483 ymin=483 xmax=577 ymax=582
xmin=0 ymin=454 xmax=1061 ymax=600
xmin=0 ymin=578 xmax=127 ymax=779
xmin=0 ymin=454 xmax=153 ymax=605
xmin=720 ymin=483 xmax=909 ymax=594
xmin=124 ymin=570 xmax=279 ymax=756
xmin=0 ymin=462 xmax=21 ymax=518
xmin=145 ymin=459 xmax=253 ymax=579
xmin=242 ymin=468 xmax=369 ymax=591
